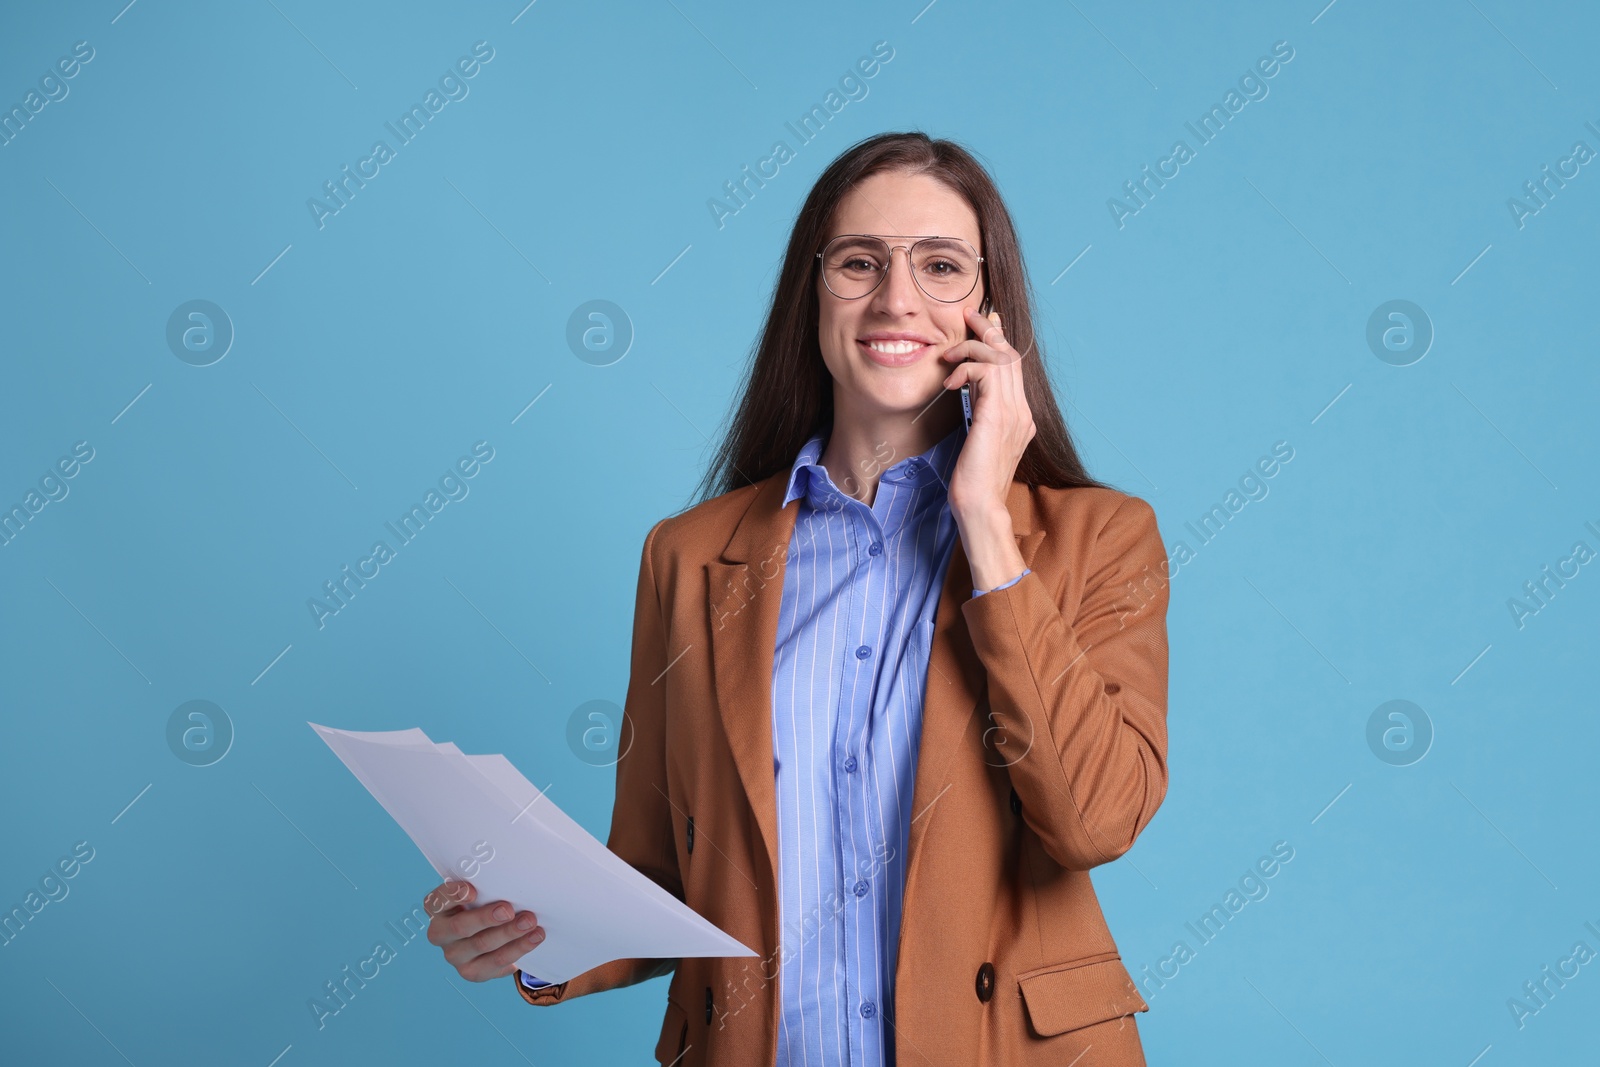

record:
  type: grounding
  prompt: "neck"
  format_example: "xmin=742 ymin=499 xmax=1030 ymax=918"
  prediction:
xmin=818 ymin=390 xmax=962 ymax=508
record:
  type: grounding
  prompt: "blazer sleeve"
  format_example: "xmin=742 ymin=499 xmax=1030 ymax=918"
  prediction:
xmin=513 ymin=518 xmax=685 ymax=1004
xmin=958 ymin=494 xmax=1170 ymax=871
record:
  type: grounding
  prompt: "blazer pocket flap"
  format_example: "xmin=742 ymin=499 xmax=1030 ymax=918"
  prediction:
xmin=654 ymin=998 xmax=689 ymax=1064
xmin=1017 ymin=956 xmax=1148 ymax=1037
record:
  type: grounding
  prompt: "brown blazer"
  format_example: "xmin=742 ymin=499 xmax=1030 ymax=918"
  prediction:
xmin=514 ymin=469 xmax=1171 ymax=1067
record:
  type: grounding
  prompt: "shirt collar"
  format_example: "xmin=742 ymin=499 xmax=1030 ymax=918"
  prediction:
xmin=783 ymin=422 xmax=964 ymax=507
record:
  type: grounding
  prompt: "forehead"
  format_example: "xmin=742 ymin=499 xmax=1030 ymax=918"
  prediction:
xmin=827 ymin=169 xmax=980 ymax=246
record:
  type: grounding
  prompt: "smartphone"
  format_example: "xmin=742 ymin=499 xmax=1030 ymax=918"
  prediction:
xmin=959 ymin=296 xmax=995 ymax=433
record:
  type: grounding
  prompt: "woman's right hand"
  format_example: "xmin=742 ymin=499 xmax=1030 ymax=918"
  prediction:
xmin=423 ymin=879 xmax=547 ymax=981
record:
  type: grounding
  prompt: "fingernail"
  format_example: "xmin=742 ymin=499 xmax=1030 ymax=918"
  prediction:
xmin=517 ymin=914 xmax=534 ymax=930
xmin=495 ymin=904 xmax=512 ymax=921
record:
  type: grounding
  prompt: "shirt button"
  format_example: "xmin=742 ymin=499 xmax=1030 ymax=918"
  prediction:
xmin=843 ymin=756 xmax=857 ymax=773
xmin=855 ymin=645 xmax=871 ymax=659
xmin=860 ymin=1001 xmax=876 ymax=1019
xmin=868 ymin=541 xmax=882 ymax=556
xmin=854 ymin=879 xmax=869 ymax=897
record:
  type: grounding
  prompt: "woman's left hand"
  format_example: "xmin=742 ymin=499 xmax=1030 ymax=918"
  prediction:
xmin=941 ymin=306 xmax=1036 ymax=522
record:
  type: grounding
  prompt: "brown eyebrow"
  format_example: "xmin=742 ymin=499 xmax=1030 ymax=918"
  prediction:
xmin=823 ymin=234 xmax=982 ymax=256
xmin=827 ymin=232 xmax=969 ymax=241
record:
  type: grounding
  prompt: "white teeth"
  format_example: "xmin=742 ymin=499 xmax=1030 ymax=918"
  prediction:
xmin=867 ymin=340 xmax=923 ymax=355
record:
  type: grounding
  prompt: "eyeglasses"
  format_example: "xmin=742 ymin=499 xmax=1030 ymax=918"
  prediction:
xmin=816 ymin=234 xmax=984 ymax=303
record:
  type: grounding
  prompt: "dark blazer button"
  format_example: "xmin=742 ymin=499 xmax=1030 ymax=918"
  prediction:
xmin=1009 ymin=788 xmax=1021 ymax=816
xmin=705 ymin=985 xmax=713 ymax=1024
xmin=687 ymin=815 xmax=695 ymax=854
xmin=975 ymin=962 xmax=995 ymax=1003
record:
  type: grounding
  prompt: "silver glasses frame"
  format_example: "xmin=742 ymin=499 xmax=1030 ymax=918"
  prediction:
xmin=815 ymin=234 xmax=985 ymax=303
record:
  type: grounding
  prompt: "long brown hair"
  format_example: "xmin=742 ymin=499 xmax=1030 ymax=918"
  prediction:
xmin=690 ymin=130 xmax=1109 ymax=506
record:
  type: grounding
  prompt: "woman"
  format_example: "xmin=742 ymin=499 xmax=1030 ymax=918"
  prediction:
xmin=424 ymin=131 xmax=1171 ymax=1066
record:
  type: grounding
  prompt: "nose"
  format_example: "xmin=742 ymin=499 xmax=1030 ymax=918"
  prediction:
xmin=868 ymin=244 xmax=924 ymax=315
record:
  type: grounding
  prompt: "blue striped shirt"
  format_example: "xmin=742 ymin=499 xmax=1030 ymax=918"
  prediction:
xmin=770 ymin=423 xmax=1025 ymax=1067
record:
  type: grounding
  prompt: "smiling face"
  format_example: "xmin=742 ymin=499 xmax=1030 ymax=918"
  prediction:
xmin=816 ymin=168 xmax=985 ymax=423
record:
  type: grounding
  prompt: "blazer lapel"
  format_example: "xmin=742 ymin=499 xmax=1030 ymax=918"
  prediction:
xmin=706 ymin=472 xmax=798 ymax=892
xmin=904 ymin=481 xmax=1046 ymax=874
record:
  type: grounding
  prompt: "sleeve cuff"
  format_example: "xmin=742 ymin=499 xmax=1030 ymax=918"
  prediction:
xmin=513 ymin=969 xmax=568 ymax=1005
xmin=972 ymin=567 xmax=1031 ymax=599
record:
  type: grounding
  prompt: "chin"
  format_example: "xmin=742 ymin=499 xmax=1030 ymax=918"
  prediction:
xmin=861 ymin=382 xmax=943 ymax=414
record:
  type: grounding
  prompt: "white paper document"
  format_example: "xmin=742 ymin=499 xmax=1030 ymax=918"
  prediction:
xmin=310 ymin=722 xmax=756 ymax=984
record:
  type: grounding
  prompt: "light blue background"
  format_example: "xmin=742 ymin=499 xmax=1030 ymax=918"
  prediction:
xmin=2 ymin=1 xmax=1597 ymax=1064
